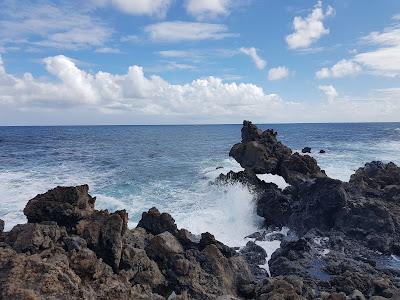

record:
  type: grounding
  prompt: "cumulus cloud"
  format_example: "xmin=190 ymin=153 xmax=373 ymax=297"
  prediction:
xmin=286 ymin=1 xmax=334 ymax=50
xmin=185 ymin=0 xmax=231 ymax=20
xmin=109 ymin=0 xmax=172 ymax=17
xmin=145 ymin=21 xmax=236 ymax=42
xmin=239 ymin=47 xmax=266 ymax=70
xmin=316 ymin=59 xmax=362 ymax=79
xmin=318 ymin=21 xmax=400 ymax=78
xmin=0 ymin=1 xmax=112 ymax=51
xmin=1 ymin=55 xmax=399 ymax=124
xmin=268 ymin=66 xmax=289 ymax=80
xmin=319 ymin=84 xmax=338 ymax=103
xmin=0 ymin=54 xmax=282 ymax=115
xmin=353 ymin=24 xmax=400 ymax=76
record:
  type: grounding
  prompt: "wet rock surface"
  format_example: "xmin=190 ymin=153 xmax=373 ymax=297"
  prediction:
xmin=229 ymin=121 xmax=327 ymax=187
xmin=1 ymin=187 xmax=254 ymax=299
xmin=219 ymin=120 xmax=400 ymax=299
xmin=2 ymin=120 xmax=400 ymax=299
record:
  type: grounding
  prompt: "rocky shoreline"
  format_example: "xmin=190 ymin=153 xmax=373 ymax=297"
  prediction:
xmin=1 ymin=120 xmax=400 ymax=299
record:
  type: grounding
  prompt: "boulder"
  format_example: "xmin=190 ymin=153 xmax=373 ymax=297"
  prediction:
xmin=63 ymin=235 xmax=87 ymax=251
xmin=302 ymin=147 xmax=311 ymax=153
xmin=229 ymin=120 xmax=326 ymax=186
xmin=76 ymin=209 xmax=128 ymax=272
xmin=240 ymin=241 xmax=268 ymax=280
xmin=257 ymin=185 xmax=292 ymax=227
xmin=0 ymin=246 xmax=161 ymax=300
xmin=137 ymin=207 xmax=178 ymax=236
xmin=23 ymin=185 xmax=95 ymax=229
xmin=120 ymin=246 xmax=164 ymax=286
xmin=6 ymin=222 xmax=67 ymax=253
xmin=240 ymin=241 xmax=267 ymax=266
xmin=320 ymin=149 xmax=326 ymax=154
xmin=255 ymin=275 xmax=310 ymax=299
xmin=349 ymin=161 xmax=400 ymax=189
xmin=146 ymin=231 xmax=184 ymax=261
xmin=122 ymin=227 xmax=154 ymax=250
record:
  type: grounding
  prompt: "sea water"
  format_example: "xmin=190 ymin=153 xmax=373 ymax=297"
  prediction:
xmin=0 ymin=123 xmax=399 ymax=248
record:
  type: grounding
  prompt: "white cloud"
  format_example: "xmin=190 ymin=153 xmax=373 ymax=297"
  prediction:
xmin=353 ymin=25 xmax=400 ymax=76
xmin=158 ymin=50 xmax=198 ymax=58
xmin=286 ymin=1 xmax=334 ymax=50
xmin=316 ymin=59 xmax=362 ymax=79
xmin=185 ymin=0 xmax=231 ymax=20
xmin=110 ymin=0 xmax=172 ymax=17
xmin=314 ymin=19 xmax=400 ymax=78
xmin=355 ymin=47 xmax=400 ymax=77
xmin=268 ymin=66 xmax=289 ymax=80
xmin=362 ymin=25 xmax=400 ymax=46
xmin=145 ymin=61 xmax=197 ymax=72
xmin=239 ymin=47 xmax=266 ymax=70
xmin=319 ymin=84 xmax=338 ymax=103
xmin=145 ymin=21 xmax=236 ymax=42
xmin=95 ymin=47 xmax=121 ymax=54
xmin=1 ymin=55 xmax=399 ymax=124
xmin=0 ymin=1 xmax=112 ymax=51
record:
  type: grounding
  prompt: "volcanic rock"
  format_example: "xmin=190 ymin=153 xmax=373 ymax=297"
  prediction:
xmin=23 ymin=185 xmax=95 ymax=229
xmin=137 ymin=207 xmax=178 ymax=236
xmin=1 ymin=186 xmax=255 ymax=300
xmin=5 ymin=222 xmax=67 ymax=253
xmin=75 ymin=209 xmax=128 ymax=271
xmin=229 ymin=120 xmax=326 ymax=186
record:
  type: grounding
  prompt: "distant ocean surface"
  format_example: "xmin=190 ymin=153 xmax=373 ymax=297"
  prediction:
xmin=1 ymin=123 xmax=400 ymax=247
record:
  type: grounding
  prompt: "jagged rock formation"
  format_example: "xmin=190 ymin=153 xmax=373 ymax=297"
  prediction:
xmin=219 ymin=120 xmax=400 ymax=299
xmin=2 ymin=121 xmax=400 ymax=299
xmin=229 ymin=120 xmax=326 ymax=186
xmin=1 ymin=186 xmax=254 ymax=299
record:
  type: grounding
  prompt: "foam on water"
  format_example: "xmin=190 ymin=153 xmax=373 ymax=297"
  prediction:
xmin=1 ymin=123 xmax=400 ymax=251
xmin=256 ymin=174 xmax=289 ymax=189
xmin=245 ymin=227 xmax=290 ymax=275
xmin=0 ymin=165 xmax=99 ymax=231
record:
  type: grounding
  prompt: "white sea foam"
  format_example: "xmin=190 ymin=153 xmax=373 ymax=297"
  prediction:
xmin=174 ymin=182 xmax=263 ymax=247
xmin=256 ymin=174 xmax=289 ymax=189
xmin=0 ymin=165 xmax=98 ymax=231
xmin=245 ymin=227 xmax=289 ymax=275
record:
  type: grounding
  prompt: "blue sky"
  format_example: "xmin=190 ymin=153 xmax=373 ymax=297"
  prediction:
xmin=0 ymin=0 xmax=399 ymax=125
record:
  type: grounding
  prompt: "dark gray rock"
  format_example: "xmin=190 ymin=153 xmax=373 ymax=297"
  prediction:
xmin=23 ymin=185 xmax=95 ymax=229
xmin=229 ymin=120 xmax=326 ymax=186
xmin=137 ymin=207 xmax=178 ymax=236
xmin=6 ymin=223 xmax=67 ymax=253
xmin=76 ymin=209 xmax=128 ymax=272
xmin=302 ymin=147 xmax=312 ymax=153
xmin=63 ymin=235 xmax=87 ymax=251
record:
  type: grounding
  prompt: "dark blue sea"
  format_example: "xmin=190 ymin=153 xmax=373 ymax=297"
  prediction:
xmin=1 ymin=123 xmax=400 ymax=247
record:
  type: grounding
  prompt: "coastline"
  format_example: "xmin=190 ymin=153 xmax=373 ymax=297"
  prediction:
xmin=1 ymin=121 xmax=400 ymax=299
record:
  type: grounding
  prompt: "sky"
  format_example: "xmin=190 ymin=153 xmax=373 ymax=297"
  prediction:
xmin=0 ymin=0 xmax=399 ymax=125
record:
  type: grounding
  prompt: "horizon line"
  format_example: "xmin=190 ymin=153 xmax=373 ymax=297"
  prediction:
xmin=0 ymin=120 xmax=399 ymax=127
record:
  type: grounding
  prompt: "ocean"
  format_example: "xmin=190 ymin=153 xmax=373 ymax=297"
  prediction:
xmin=1 ymin=123 xmax=399 ymax=248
